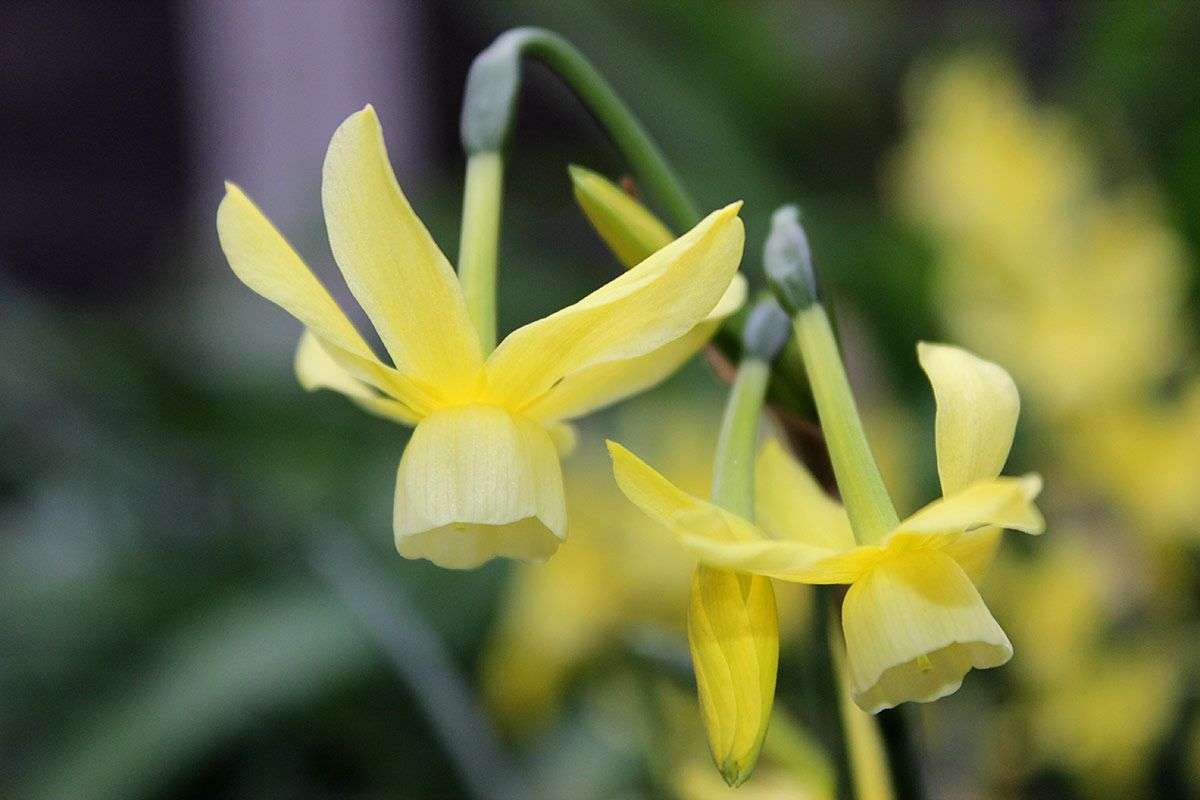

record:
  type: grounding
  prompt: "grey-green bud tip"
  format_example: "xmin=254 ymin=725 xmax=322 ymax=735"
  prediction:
xmin=742 ymin=296 xmax=792 ymax=363
xmin=763 ymin=205 xmax=819 ymax=314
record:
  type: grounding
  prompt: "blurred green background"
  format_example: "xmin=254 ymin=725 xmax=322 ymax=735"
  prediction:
xmin=3 ymin=2 xmax=1200 ymax=798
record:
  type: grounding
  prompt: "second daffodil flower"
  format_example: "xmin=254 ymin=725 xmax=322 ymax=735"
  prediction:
xmin=610 ymin=342 xmax=1044 ymax=713
xmin=217 ymin=105 xmax=745 ymax=568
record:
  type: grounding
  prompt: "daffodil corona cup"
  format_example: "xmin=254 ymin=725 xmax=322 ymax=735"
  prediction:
xmin=611 ymin=208 xmax=1045 ymax=715
xmin=217 ymin=105 xmax=747 ymax=569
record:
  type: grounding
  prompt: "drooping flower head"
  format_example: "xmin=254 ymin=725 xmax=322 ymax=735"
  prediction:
xmin=218 ymin=105 xmax=745 ymax=568
xmin=610 ymin=343 xmax=1044 ymax=712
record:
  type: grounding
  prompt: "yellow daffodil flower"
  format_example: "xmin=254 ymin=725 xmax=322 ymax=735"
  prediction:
xmin=217 ymin=105 xmax=746 ymax=568
xmin=610 ymin=342 xmax=1044 ymax=712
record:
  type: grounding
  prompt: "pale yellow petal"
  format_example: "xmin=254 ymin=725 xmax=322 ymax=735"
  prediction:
xmin=940 ymin=528 xmax=1002 ymax=582
xmin=394 ymin=405 xmax=565 ymax=568
xmin=917 ymin=342 xmax=1020 ymax=494
xmin=754 ymin=438 xmax=856 ymax=550
xmin=678 ymin=537 xmax=884 ymax=585
xmin=523 ymin=275 xmax=746 ymax=423
xmin=217 ymin=183 xmax=435 ymax=409
xmin=890 ymin=474 xmax=1045 ymax=544
xmin=546 ymin=422 xmax=578 ymax=456
xmin=688 ymin=565 xmax=778 ymax=786
xmin=607 ymin=441 xmax=762 ymax=544
xmin=294 ymin=331 xmax=419 ymax=425
xmin=484 ymin=203 xmax=745 ymax=410
xmin=322 ymin=105 xmax=483 ymax=397
xmin=609 ymin=441 xmax=875 ymax=584
xmin=843 ymin=551 xmax=1012 ymax=713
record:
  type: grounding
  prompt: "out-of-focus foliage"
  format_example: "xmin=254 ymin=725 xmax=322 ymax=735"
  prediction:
xmin=4 ymin=1 xmax=1200 ymax=798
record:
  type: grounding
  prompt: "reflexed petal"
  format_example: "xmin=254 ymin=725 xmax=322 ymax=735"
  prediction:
xmin=679 ymin=537 xmax=884 ymax=585
xmin=217 ymin=183 xmax=434 ymax=409
xmin=607 ymin=441 xmax=762 ymax=544
xmin=918 ymin=342 xmax=1020 ymax=494
xmin=890 ymin=474 xmax=1044 ymax=544
xmin=295 ymin=331 xmax=419 ymax=425
xmin=322 ymin=106 xmax=483 ymax=398
xmin=843 ymin=551 xmax=1012 ymax=713
xmin=524 ymin=275 xmax=744 ymax=423
xmin=394 ymin=405 xmax=565 ymax=569
xmin=754 ymin=439 xmax=856 ymax=549
xmin=608 ymin=441 xmax=875 ymax=583
xmin=688 ymin=566 xmax=778 ymax=786
xmin=485 ymin=204 xmax=745 ymax=410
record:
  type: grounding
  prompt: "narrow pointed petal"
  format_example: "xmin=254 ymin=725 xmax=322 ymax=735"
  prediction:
xmin=607 ymin=440 xmax=763 ymax=544
xmin=217 ymin=183 xmax=433 ymax=409
xmin=843 ymin=551 xmax=1012 ymax=713
xmin=485 ymin=204 xmax=745 ymax=410
xmin=524 ymin=275 xmax=745 ymax=423
xmin=754 ymin=439 xmax=856 ymax=549
xmin=322 ymin=106 xmax=483 ymax=398
xmin=218 ymin=182 xmax=376 ymax=363
xmin=890 ymin=474 xmax=1045 ymax=542
xmin=688 ymin=566 xmax=779 ymax=787
xmin=918 ymin=342 xmax=1020 ymax=494
xmin=394 ymin=405 xmax=565 ymax=569
xmin=608 ymin=441 xmax=874 ymax=583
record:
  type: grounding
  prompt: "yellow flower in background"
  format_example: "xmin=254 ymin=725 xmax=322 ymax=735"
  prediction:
xmin=895 ymin=57 xmax=1187 ymax=414
xmin=895 ymin=55 xmax=1199 ymax=542
xmin=989 ymin=537 xmax=1180 ymax=795
xmin=217 ymin=105 xmax=746 ymax=568
xmin=611 ymin=343 xmax=1043 ymax=712
xmin=483 ymin=394 xmax=808 ymax=731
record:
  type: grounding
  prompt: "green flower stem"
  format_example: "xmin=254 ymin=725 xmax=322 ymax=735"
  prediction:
xmin=712 ymin=357 xmax=770 ymax=517
xmin=711 ymin=298 xmax=791 ymax=515
xmin=461 ymin=27 xmax=698 ymax=230
xmin=791 ymin=304 xmax=898 ymax=544
xmin=458 ymin=150 xmax=504 ymax=352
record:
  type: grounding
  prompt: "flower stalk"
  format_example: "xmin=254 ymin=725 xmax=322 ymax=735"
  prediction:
xmin=458 ymin=150 xmax=504 ymax=352
xmin=765 ymin=206 xmax=899 ymax=545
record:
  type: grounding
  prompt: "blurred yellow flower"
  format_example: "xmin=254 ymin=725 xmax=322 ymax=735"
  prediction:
xmin=895 ymin=55 xmax=1198 ymax=541
xmin=988 ymin=536 xmax=1181 ymax=795
xmin=611 ymin=343 xmax=1043 ymax=712
xmin=217 ymin=105 xmax=746 ymax=568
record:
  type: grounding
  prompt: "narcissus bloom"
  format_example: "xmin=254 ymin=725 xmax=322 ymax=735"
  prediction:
xmin=610 ymin=342 xmax=1044 ymax=712
xmin=217 ymin=105 xmax=745 ymax=568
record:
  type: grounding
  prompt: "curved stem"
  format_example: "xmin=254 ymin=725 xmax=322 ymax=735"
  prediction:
xmin=462 ymin=27 xmax=699 ymax=231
